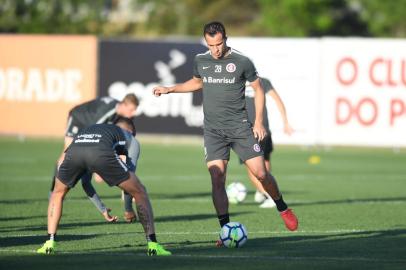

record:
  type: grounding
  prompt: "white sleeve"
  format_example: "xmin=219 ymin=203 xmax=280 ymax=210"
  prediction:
xmin=127 ymin=137 xmax=140 ymax=171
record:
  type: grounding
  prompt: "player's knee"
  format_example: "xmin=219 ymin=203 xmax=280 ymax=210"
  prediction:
xmin=254 ymin=170 xmax=267 ymax=182
xmin=208 ymin=166 xmax=225 ymax=181
xmin=130 ymin=180 xmax=147 ymax=195
xmin=52 ymin=189 xmax=66 ymax=200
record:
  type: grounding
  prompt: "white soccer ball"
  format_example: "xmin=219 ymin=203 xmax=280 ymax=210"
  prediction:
xmin=219 ymin=222 xmax=248 ymax=248
xmin=226 ymin=182 xmax=247 ymax=204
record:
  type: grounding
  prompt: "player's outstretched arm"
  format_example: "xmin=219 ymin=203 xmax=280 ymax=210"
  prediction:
xmin=268 ymin=90 xmax=294 ymax=135
xmin=153 ymin=77 xmax=203 ymax=96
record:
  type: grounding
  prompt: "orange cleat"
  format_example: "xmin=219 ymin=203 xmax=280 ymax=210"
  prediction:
xmin=280 ymin=209 xmax=298 ymax=231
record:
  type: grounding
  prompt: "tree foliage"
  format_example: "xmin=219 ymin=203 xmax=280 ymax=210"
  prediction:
xmin=252 ymin=0 xmax=369 ymax=37
xmin=0 ymin=0 xmax=107 ymax=34
xmin=356 ymin=0 xmax=406 ymax=37
xmin=0 ymin=0 xmax=405 ymax=38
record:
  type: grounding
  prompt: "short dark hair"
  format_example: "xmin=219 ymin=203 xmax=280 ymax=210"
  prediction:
xmin=204 ymin=21 xmax=227 ymax=39
xmin=114 ymin=116 xmax=136 ymax=136
xmin=121 ymin=93 xmax=139 ymax=107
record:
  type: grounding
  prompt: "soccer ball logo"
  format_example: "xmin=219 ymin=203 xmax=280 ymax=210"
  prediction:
xmin=219 ymin=222 xmax=248 ymax=248
xmin=226 ymin=182 xmax=247 ymax=204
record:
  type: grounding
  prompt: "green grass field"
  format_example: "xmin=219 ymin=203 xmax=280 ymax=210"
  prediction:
xmin=0 ymin=136 xmax=405 ymax=270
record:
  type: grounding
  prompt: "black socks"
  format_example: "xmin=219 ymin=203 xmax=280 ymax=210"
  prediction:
xmin=274 ymin=195 xmax=288 ymax=212
xmin=218 ymin=213 xmax=230 ymax=228
xmin=147 ymin=233 xmax=157 ymax=243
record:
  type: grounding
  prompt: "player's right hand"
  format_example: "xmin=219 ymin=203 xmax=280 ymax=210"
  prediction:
xmin=152 ymin=86 xmax=169 ymax=97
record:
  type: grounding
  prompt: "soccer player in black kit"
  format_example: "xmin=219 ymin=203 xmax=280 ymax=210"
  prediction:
xmin=38 ymin=118 xmax=171 ymax=256
xmin=50 ymin=94 xmax=139 ymax=222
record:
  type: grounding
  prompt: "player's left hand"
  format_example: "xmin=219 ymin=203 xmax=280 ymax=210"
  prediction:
xmin=102 ymin=208 xmax=118 ymax=223
xmin=284 ymin=123 xmax=294 ymax=135
xmin=253 ymin=123 xmax=267 ymax=142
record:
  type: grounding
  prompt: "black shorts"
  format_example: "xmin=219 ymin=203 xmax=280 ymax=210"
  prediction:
xmin=57 ymin=146 xmax=130 ymax=188
xmin=238 ymin=131 xmax=273 ymax=164
xmin=204 ymin=123 xmax=264 ymax=162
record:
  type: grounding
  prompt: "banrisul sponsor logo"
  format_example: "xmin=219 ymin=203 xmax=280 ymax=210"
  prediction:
xmin=203 ymin=76 xmax=236 ymax=84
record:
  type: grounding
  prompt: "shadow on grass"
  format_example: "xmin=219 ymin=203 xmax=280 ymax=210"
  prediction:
xmin=0 ymin=211 xmax=251 ymax=236
xmin=0 ymin=196 xmax=97 ymax=205
xmin=289 ymin=196 xmax=406 ymax=207
xmin=0 ymin=192 xmax=211 ymax=205
xmin=149 ymin=191 xmax=212 ymax=200
xmin=0 ymin=234 xmax=98 ymax=247
xmin=1 ymin=229 xmax=405 ymax=270
xmin=0 ymin=220 xmax=124 ymax=234
xmin=2 ymin=194 xmax=404 ymax=209
xmin=167 ymin=228 xmax=406 ymax=267
xmin=0 ymin=215 xmax=45 ymax=222
xmin=91 ymin=191 xmax=214 ymax=201
xmin=155 ymin=211 xmax=251 ymax=223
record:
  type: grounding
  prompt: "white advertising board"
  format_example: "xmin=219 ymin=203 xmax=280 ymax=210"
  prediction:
xmin=319 ymin=38 xmax=406 ymax=147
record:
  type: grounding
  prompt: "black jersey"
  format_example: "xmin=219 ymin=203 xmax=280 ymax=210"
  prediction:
xmin=59 ymin=124 xmax=132 ymax=187
xmin=193 ymin=48 xmax=258 ymax=129
xmin=70 ymin=124 xmax=129 ymax=156
xmin=70 ymin=97 xmax=119 ymax=127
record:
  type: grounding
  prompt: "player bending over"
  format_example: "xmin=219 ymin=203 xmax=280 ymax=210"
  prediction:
xmin=50 ymin=94 xmax=139 ymax=222
xmin=38 ymin=117 xmax=171 ymax=256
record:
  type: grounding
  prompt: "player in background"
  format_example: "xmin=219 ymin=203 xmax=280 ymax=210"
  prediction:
xmin=243 ymin=77 xmax=294 ymax=208
xmin=37 ymin=118 xmax=171 ymax=256
xmin=50 ymin=94 xmax=139 ymax=222
xmin=153 ymin=21 xmax=298 ymax=246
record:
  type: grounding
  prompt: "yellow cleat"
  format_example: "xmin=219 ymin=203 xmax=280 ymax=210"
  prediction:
xmin=147 ymin=242 xmax=171 ymax=256
xmin=37 ymin=240 xmax=56 ymax=254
